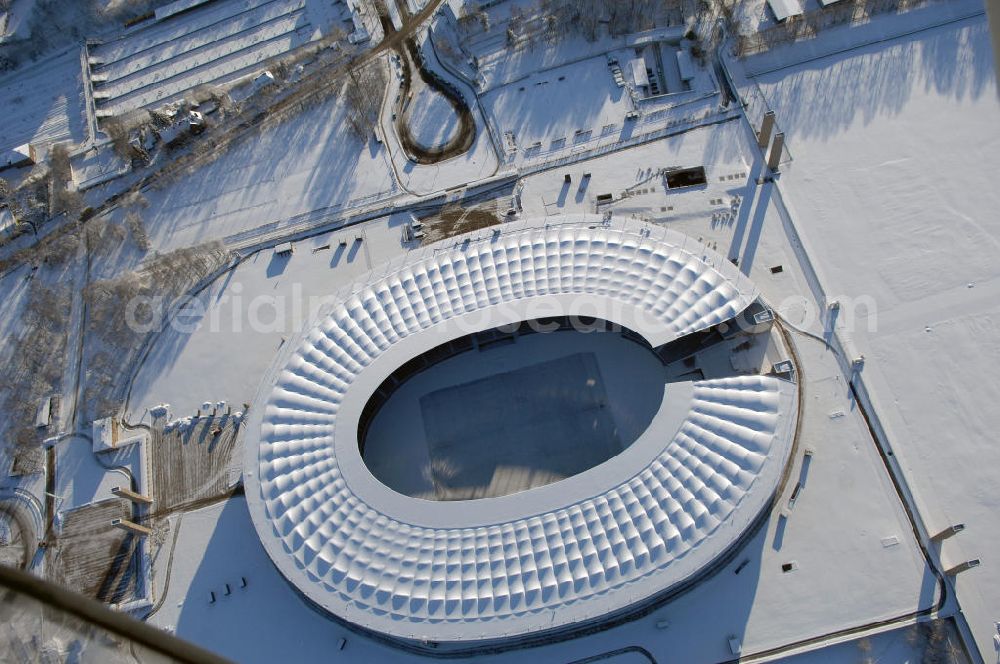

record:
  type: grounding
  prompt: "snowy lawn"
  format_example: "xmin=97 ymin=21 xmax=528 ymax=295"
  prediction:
xmin=123 ymin=83 xmax=398 ymax=252
xmin=750 ymin=10 xmax=1000 ymax=656
xmin=482 ymin=54 xmax=633 ymax=157
xmin=0 ymin=49 xmax=88 ymax=153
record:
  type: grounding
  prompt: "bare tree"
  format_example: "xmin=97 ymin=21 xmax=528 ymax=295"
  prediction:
xmin=3 ymin=279 xmax=72 ymax=456
xmin=0 ymin=0 xmax=164 ymax=69
xmin=434 ymin=32 xmax=463 ymax=65
xmin=124 ymin=210 xmax=151 ymax=252
xmin=50 ymin=188 xmax=83 ymax=218
xmin=577 ymin=0 xmax=603 ymax=42
xmin=84 ymin=216 xmax=127 ymax=259
xmin=103 ymin=117 xmax=138 ymax=161
xmin=0 ymin=176 xmax=12 ymax=205
xmin=47 ymin=143 xmax=84 ymax=218
xmin=456 ymin=7 xmax=482 ymax=36
xmin=49 ymin=143 xmax=71 ymax=184
xmin=508 ymin=6 xmax=526 ymax=46
xmin=342 ymin=61 xmax=387 ymax=140
xmin=79 ymin=241 xmax=230 ymax=421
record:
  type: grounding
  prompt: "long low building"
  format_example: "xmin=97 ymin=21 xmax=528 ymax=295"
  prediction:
xmin=242 ymin=216 xmax=797 ymax=650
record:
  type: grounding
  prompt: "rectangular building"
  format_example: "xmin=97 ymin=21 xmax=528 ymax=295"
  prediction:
xmin=1 ymin=144 xmax=36 ymax=171
xmin=630 ymin=58 xmax=649 ymax=88
xmin=768 ymin=0 xmax=803 ymax=22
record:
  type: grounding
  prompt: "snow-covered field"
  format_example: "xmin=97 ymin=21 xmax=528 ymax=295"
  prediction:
xmin=745 ymin=5 xmax=1000 ymax=656
xmin=115 ymin=84 xmax=399 ymax=252
xmin=364 ymin=332 xmax=667 ymax=500
xmin=405 ymin=83 xmax=461 ymax=149
xmin=125 ymin=219 xmax=407 ymax=423
xmin=381 ymin=51 xmax=500 ymax=195
xmin=0 ymin=48 xmax=88 ymax=153
xmin=482 ymin=53 xmax=634 ymax=155
xmin=480 ymin=47 xmax=723 ymax=171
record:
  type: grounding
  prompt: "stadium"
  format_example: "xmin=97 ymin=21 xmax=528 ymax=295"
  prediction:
xmin=242 ymin=215 xmax=798 ymax=651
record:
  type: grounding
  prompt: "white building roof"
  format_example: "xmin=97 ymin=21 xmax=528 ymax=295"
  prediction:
xmin=630 ymin=58 xmax=649 ymax=88
xmin=243 ymin=216 xmax=796 ymax=646
xmin=767 ymin=0 xmax=803 ymax=22
xmin=92 ymin=416 xmax=146 ymax=453
xmin=0 ymin=206 xmax=14 ymax=235
xmin=71 ymin=148 xmax=130 ymax=191
xmin=92 ymin=417 xmax=114 ymax=452
xmin=1 ymin=144 xmax=33 ymax=169
xmin=676 ymin=48 xmax=697 ymax=81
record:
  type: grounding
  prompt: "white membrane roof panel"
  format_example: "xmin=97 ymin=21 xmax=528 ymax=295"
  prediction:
xmin=243 ymin=216 xmax=796 ymax=644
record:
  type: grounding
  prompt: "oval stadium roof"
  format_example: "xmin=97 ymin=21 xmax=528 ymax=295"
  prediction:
xmin=242 ymin=216 xmax=797 ymax=648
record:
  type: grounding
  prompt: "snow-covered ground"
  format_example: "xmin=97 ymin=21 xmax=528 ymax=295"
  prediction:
xmin=480 ymin=46 xmax=722 ymax=171
xmin=517 ymin=119 xmax=747 ymax=219
xmin=405 ymin=83 xmax=461 ymax=149
xmin=482 ymin=53 xmax=635 ymax=155
xmin=380 ymin=52 xmax=501 ymax=195
xmin=436 ymin=5 xmax=722 ymax=173
xmin=125 ymin=219 xmax=407 ymax=423
xmin=147 ymin=319 xmax=934 ymax=660
xmin=0 ymin=48 xmax=88 ymax=153
xmin=0 ymin=264 xmax=33 ymax=367
xmin=461 ymin=6 xmax=655 ymax=93
xmin=739 ymin=3 xmax=1000 ymax=657
xmin=773 ymin=620 xmax=967 ymax=663
xmin=0 ymin=263 xmax=36 ymax=475
xmin=29 ymin=105 xmax=945 ymax=658
xmin=110 ymin=84 xmax=399 ymax=252
xmin=147 ymin=497 xmax=413 ymax=662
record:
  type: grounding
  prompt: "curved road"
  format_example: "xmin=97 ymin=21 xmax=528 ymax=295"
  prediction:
xmin=394 ymin=37 xmax=476 ymax=164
